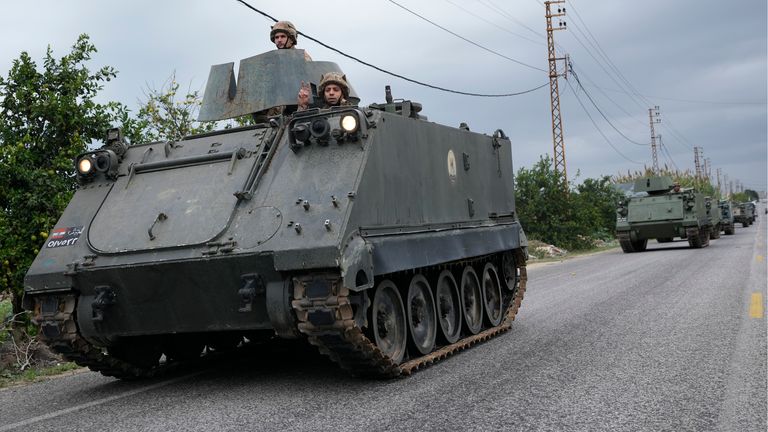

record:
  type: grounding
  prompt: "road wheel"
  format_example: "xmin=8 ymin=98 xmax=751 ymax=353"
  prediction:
xmin=687 ymin=228 xmax=703 ymax=248
xmin=435 ymin=270 xmax=462 ymax=344
xmin=460 ymin=266 xmax=483 ymax=335
xmin=500 ymin=251 xmax=518 ymax=291
xmin=725 ymin=225 xmax=735 ymax=235
xmin=710 ymin=225 xmax=721 ymax=239
xmin=481 ymin=263 xmax=503 ymax=327
xmin=371 ymin=280 xmax=407 ymax=364
xmin=406 ymin=275 xmax=436 ymax=356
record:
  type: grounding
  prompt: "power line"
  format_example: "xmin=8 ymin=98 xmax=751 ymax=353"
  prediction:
xmin=569 ymin=64 xmax=648 ymax=146
xmin=385 ymin=0 xmax=547 ymax=72
xmin=581 ymin=82 xmax=766 ymax=106
xmin=566 ymin=80 xmax=643 ymax=165
xmin=568 ymin=0 xmax=652 ymax=109
xmin=658 ymin=136 xmax=680 ymax=171
xmin=234 ymin=0 xmax=549 ymax=97
xmin=443 ymin=0 xmax=545 ymax=46
xmin=479 ymin=0 xmax=546 ymax=39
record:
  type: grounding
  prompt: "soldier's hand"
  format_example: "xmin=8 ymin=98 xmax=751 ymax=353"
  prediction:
xmin=297 ymin=81 xmax=310 ymax=109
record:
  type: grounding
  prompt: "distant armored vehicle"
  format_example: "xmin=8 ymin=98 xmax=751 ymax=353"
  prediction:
xmin=616 ymin=176 xmax=713 ymax=252
xmin=718 ymin=200 xmax=735 ymax=235
xmin=707 ymin=197 xmax=721 ymax=240
xmin=23 ymin=50 xmax=529 ymax=378
xmin=733 ymin=202 xmax=755 ymax=227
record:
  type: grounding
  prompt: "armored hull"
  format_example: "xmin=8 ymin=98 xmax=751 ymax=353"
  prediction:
xmin=616 ymin=176 xmax=713 ymax=252
xmin=23 ymin=50 xmax=528 ymax=378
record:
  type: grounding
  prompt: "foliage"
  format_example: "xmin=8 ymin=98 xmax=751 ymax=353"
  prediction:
xmin=0 ymin=35 xmax=121 ymax=314
xmin=613 ymin=167 xmax=718 ymax=198
xmin=515 ymin=156 xmax=622 ymax=250
xmin=118 ymin=73 xmax=215 ymax=144
xmin=743 ymin=189 xmax=759 ymax=202
xmin=730 ymin=192 xmax=750 ymax=203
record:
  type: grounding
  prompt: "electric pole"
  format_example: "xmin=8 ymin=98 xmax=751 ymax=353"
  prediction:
xmin=716 ymin=168 xmax=722 ymax=196
xmin=703 ymin=158 xmax=710 ymax=180
xmin=694 ymin=146 xmax=703 ymax=179
xmin=545 ymin=0 xmax=568 ymax=188
xmin=648 ymin=106 xmax=661 ymax=173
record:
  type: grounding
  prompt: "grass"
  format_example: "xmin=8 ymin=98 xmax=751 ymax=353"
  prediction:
xmin=0 ymin=361 xmax=82 ymax=388
xmin=1 ymin=296 xmax=83 ymax=388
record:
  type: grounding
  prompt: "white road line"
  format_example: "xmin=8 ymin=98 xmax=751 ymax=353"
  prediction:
xmin=0 ymin=371 xmax=203 ymax=431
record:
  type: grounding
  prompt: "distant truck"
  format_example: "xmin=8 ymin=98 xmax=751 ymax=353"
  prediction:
xmin=718 ymin=200 xmax=735 ymax=235
xmin=616 ymin=176 xmax=713 ymax=252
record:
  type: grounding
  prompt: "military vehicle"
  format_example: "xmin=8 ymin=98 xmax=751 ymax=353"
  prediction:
xmin=23 ymin=49 xmax=529 ymax=379
xmin=718 ymin=200 xmax=735 ymax=235
xmin=707 ymin=197 xmax=721 ymax=240
xmin=616 ymin=176 xmax=713 ymax=252
xmin=733 ymin=202 xmax=755 ymax=227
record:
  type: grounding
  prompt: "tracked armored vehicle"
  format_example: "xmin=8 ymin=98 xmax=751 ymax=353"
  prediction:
xmin=733 ymin=202 xmax=755 ymax=227
xmin=616 ymin=176 xmax=713 ymax=252
xmin=707 ymin=197 xmax=721 ymax=240
xmin=23 ymin=50 xmax=528 ymax=378
xmin=718 ymin=200 xmax=735 ymax=235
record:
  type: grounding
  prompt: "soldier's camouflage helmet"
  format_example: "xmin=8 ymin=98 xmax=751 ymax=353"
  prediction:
xmin=270 ymin=21 xmax=298 ymax=45
xmin=318 ymin=72 xmax=350 ymax=98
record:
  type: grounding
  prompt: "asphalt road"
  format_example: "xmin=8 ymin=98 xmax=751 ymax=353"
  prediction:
xmin=2 ymin=216 xmax=766 ymax=432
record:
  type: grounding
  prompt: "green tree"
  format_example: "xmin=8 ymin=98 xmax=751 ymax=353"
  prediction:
xmin=0 ymin=35 xmax=120 ymax=314
xmin=515 ymin=156 xmax=623 ymax=250
xmin=574 ymin=175 xmax=623 ymax=240
xmin=118 ymin=73 xmax=215 ymax=144
xmin=743 ymin=189 xmax=759 ymax=202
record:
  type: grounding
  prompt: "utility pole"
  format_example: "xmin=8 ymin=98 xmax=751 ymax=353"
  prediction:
xmin=545 ymin=0 xmax=568 ymax=188
xmin=648 ymin=106 xmax=661 ymax=173
xmin=694 ymin=146 xmax=703 ymax=179
xmin=716 ymin=168 xmax=722 ymax=196
xmin=724 ymin=174 xmax=729 ymax=197
xmin=703 ymin=158 xmax=710 ymax=180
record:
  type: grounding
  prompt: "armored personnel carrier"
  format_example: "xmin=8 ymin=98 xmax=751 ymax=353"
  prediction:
xmin=733 ymin=202 xmax=755 ymax=227
xmin=718 ymin=200 xmax=735 ymax=235
xmin=616 ymin=176 xmax=713 ymax=252
xmin=23 ymin=50 xmax=529 ymax=378
xmin=707 ymin=197 xmax=721 ymax=240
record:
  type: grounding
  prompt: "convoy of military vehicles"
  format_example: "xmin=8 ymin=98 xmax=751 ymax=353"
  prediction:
xmin=616 ymin=175 xmax=754 ymax=253
xmin=19 ymin=41 xmax=759 ymax=380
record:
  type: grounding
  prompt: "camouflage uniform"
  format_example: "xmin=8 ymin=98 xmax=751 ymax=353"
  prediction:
xmin=298 ymin=72 xmax=355 ymax=111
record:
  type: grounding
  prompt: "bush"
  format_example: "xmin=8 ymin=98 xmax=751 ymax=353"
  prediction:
xmin=515 ymin=156 xmax=622 ymax=251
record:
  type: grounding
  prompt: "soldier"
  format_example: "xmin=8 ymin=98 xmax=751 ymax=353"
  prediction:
xmin=673 ymin=182 xmax=681 ymax=193
xmin=297 ymin=72 xmax=354 ymax=111
xmin=252 ymin=21 xmax=312 ymax=121
xmin=270 ymin=20 xmax=312 ymax=61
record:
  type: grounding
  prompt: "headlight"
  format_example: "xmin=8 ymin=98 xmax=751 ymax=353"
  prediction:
xmin=77 ymin=156 xmax=94 ymax=175
xmin=340 ymin=114 xmax=359 ymax=133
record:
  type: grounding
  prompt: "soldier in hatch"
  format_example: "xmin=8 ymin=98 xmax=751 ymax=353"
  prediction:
xmin=297 ymin=72 xmax=355 ymax=111
xmin=270 ymin=20 xmax=312 ymax=61
xmin=253 ymin=21 xmax=313 ymax=121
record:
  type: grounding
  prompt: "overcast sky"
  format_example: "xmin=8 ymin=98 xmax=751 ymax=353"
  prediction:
xmin=2 ymin=0 xmax=766 ymax=192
